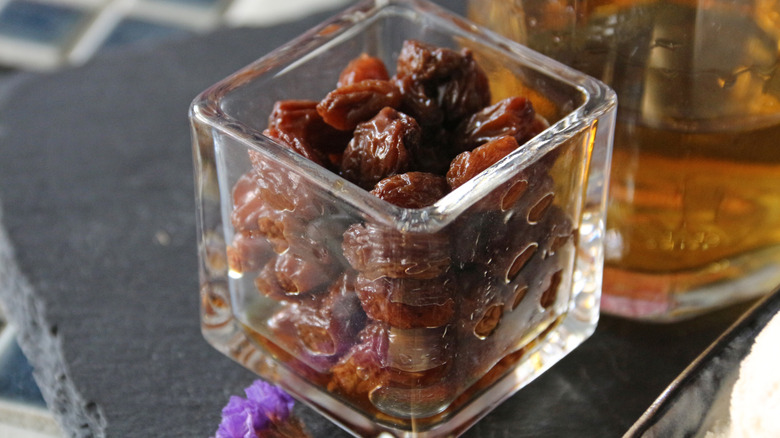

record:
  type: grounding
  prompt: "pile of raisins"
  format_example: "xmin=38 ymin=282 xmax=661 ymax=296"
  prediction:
xmin=227 ymin=40 xmax=576 ymax=415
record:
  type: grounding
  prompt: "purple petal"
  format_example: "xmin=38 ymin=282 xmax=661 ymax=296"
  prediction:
xmin=221 ymin=396 xmax=251 ymax=417
xmin=244 ymin=380 xmax=295 ymax=421
xmin=216 ymin=396 xmax=265 ymax=438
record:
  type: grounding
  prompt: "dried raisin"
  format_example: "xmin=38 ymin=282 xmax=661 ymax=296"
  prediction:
xmin=328 ymin=322 xmax=390 ymax=398
xmin=455 ymin=97 xmax=537 ymax=152
xmin=273 ymin=250 xmax=339 ymax=296
xmin=230 ymin=172 xmax=269 ymax=236
xmin=370 ymin=172 xmax=448 ymax=208
xmin=340 ymin=107 xmax=417 ymax=189
xmin=267 ymin=100 xmax=351 ymax=157
xmin=269 ymin=273 xmax=365 ymax=370
xmin=394 ymin=40 xmax=490 ymax=128
xmin=446 ymin=136 xmax=520 ymax=189
xmin=354 ymin=274 xmax=456 ymax=329
xmin=248 ymin=149 xmax=324 ymax=217
xmin=317 ymin=80 xmax=402 ymax=131
xmin=263 ymin=127 xmax=325 ymax=166
xmin=227 ymin=232 xmax=273 ymax=274
xmin=342 ymin=222 xmax=450 ymax=280
xmin=338 ymin=54 xmax=390 ymax=87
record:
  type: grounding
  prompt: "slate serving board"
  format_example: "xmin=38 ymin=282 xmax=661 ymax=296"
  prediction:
xmin=0 ymin=1 xmax=754 ymax=436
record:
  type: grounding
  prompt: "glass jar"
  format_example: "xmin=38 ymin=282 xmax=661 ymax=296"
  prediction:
xmin=190 ymin=0 xmax=616 ymax=435
xmin=469 ymin=0 xmax=780 ymax=321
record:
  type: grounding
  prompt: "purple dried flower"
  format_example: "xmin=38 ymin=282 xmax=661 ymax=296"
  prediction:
xmin=244 ymin=380 xmax=295 ymax=422
xmin=216 ymin=396 xmax=262 ymax=438
xmin=214 ymin=380 xmax=308 ymax=438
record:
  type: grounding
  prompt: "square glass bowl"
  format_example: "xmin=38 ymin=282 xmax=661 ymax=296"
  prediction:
xmin=189 ymin=0 xmax=616 ymax=436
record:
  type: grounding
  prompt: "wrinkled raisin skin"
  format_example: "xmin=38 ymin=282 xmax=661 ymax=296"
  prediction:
xmin=227 ymin=232 xmax=272 ymax=274
xmin=394 ymin=40 xmax=490 ymax=128
xmin=446 ymin=136 xmax=520 ymax=189
xmin=354 ymin=274 xmax=455 ymax=329
xmin=342 ymin=222 xmax=451 ymax=280
xmin=267 ymin=100 xmax=352 ymax=157
xmin=317 ymin=80 xmax=402 ymax=131
xmin=395 ymin=40 xmax=466 ymax=81
xmin=273 ymin=251 xmax=338 ymax=296
xmin=263 ymin=127 xmax=326 ymax=166
xmin=328 ymin=322 xmax=390 ymax=398
xmin=247 ymin=150 xmax=324 ymax=217
xmin=338 ymin=54 xmax=390 ymax=87
xmin=340 ymin=107 xmax=418 ymax=189
xmin=371 ymin=172 xmax=449 ymax=208
xmin=455 ymin=97 xmax=537 ymax=152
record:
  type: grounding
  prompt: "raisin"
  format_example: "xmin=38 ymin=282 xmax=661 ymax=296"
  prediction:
xmin=254 ymin=259 xmax=298 ymax=302
xmin=253 ymin=248 xmax=337 ymax=302
xmin=229 ymin=171 xmax=301 ymax=253
xmin=231 ymin=170 xmax=315 ymax=253
xmin=267 ymin=100 xmax=351 ymax=157
xmin=394 ymin=40 xmax=490 ymax=128
xmin=328 ymin=322 xmax=452 ymax=403
xmin=394 ymin=76 xmax=444 ymax=128
xmin=269 ymin=273 xmax=365 ymax=370
xmin=370 ymin=172 xmax=448 ymax=208
xmin=230 ymin=172 xmax=269 ymax=236
xmin=263 ymin=127 xmax=325 ymax=166
xmin=342 ymin=222 xmax=451 ymax=280
xmin=446 ymin=136 xmax=520 ymax=189
xmin=523 ymin=113 xmax=550 ymax=143
xmin=340 ymin=107 xmax=417 ymax=189
xmin=437 ymin=51 xmax=491 ymax=126
xmin=227 ymin=232 xmax=273 ymax=274
xmin=409 ymin=126 xmax=456 ymax=175
xmin=273 ymin=251 xmax=339 ymax=296
xmin=354 ymin=274 xmax=456 ymax=329
xmin=248 ymin=149 xmax=324 ymax=218
xmin=493 ymin=161 xmax=553 ymax=213
xmin=455 ymin=97 xmax=537 ymax=152
xmin=256 ymin=212 xmax=293 ymax=253
xmin=542 ymin=221 xmax=575 ymax=259
xmin=317 ymin=80 xmax=402 ymax=131
xmin=328 ymin=322 xmax=390 ymax=398
xmin=338 ymin=54 xmax=390 ymax=87
xmin=395 ymin=40 xmax=466 ymax=81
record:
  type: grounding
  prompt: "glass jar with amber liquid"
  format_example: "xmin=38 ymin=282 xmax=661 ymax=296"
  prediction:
xmin=469 ymin=0 xmax=780 ymax=320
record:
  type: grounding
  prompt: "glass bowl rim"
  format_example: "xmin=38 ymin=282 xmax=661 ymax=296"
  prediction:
xmin=190 ymin=0 xmax=617 ymax=231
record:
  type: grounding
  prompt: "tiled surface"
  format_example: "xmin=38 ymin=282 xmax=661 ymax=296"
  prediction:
xmin=0 ymin=321 xmax=62 ymax=438
xmin=0 ymin=0 xmax=351 ymax=70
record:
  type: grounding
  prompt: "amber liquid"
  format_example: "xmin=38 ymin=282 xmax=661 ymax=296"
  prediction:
xmin=470 ymin=0 xmax=780 ymax=319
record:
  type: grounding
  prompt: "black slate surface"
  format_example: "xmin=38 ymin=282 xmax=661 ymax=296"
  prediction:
xmin=0 ymin=1 xmax=756 ymax=437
